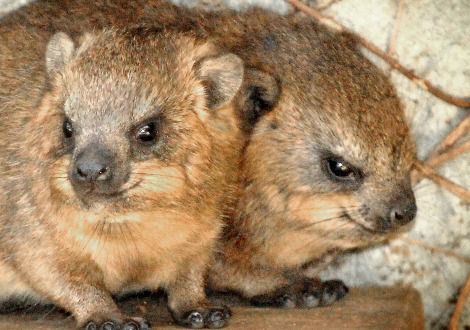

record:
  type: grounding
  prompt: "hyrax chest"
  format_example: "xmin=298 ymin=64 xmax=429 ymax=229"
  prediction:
xmin=53 ymin=205 xmax=217 ymax=292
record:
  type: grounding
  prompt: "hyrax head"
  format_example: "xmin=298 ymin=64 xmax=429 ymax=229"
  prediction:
xmin=38 ymin=28 xmax=243 ymax=208
xmin=242 ymin=35 xmax=416 ymax=249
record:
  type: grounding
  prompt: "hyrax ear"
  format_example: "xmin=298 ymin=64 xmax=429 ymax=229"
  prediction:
xmin=45 ymin=32 xmax=75 ymax=76
xmin=237 ymin=68 xmax=281 ymax=133
xmin=195 ymin=53 xmax=244 ymax=110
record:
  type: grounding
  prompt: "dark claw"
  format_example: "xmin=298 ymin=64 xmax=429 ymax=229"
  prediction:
xmin=222 ymin=306 xmax=232 ymax=320
xmin=101 ymin=321 xmax=116 ymax=330
xmin=174 ymin=307 xmax=231 ymax=329
xmin=84 ymin=317 xmax=150 ymax=330
xmin=207 ymin=310 xmax=224 ymax=329
xmin=127 ymin=318 xmax=150 ymax=330
xmin=301 ymin=291 xmax=321 ymax=308
xmin=320 ymin=280 xmax=349 ymax=306
xmin=123 ymin=324 xmax=137 ymax=330
xmin=279 ymin=294 xmax=295 ymax=308
xmin=250 ymin=278 xmax=349 ymax=308
xmin=122 ymin=320 xmax=139 ymax=330
xmin=186 ymin=311 xmax=204 ymax=329
xmin=86 ymin=322 xmax=98 ymax=330
xmin=205 ymin=307 xmax=231 ymax=329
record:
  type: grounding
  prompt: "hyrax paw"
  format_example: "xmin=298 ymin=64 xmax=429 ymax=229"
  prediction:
xmin=300 ymin=279 xmax=349 ymax=307
xmin=84 ymin=317 xmax=150 ymax=330
xmin=175 ymin=306 xmax=231 ymax=329
xmin=322 ymin=279 xmax=349 ymax=304
xmin=250 ymin=292 xmax=296 ymax=308
xmin=250 ymin=278 xmax=349 ymax=309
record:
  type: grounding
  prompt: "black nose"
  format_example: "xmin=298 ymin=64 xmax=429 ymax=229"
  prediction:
xmin=387 ymin=196 xmax=417 ymax=226
xmin=73 ymin=149 xmax=112 ymax=184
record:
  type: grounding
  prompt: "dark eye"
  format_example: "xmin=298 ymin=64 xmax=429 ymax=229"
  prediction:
xmin=136 ymin=122 xmax=157 ymax=143
xmin=327 ymin=159 xmax=354 ymax=179
xmin=63 ymin=118 xmax=73 ymax=138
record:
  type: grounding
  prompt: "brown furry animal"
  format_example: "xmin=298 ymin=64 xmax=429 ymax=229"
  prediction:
xmin=2 ymin=0 xmax=417 ymax=311
xmin=204 ymin=12 xmax=417 ymax=306
xmin=0 ymin=24 xmax=244 ymax=328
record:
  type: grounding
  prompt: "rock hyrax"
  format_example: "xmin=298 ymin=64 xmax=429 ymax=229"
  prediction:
xmin=204 ymin=10 xmax=417 ymax=307
xmin=0 ymin=25 xmax=244 ymax=328
xmin=2 ymin=0 xmax=417 ymax=310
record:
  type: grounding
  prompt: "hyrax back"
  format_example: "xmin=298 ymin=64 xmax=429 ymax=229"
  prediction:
xmin=0 ymin=25 xmax=244 ymax=328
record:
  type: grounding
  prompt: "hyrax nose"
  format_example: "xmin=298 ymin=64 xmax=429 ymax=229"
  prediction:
xmin=387 ymin=196 xmax=417 ymax=226
xmin=74 ymin=149 xmax=112 ymax=183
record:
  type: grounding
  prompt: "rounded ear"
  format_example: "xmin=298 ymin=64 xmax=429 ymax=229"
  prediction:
xmin=45 ymin=32 xmax=75 ymax=76
xmin=237 ymin=68 xmax=281 ymax=133
xmin=196 ymin=53 xmax=244 ymax=110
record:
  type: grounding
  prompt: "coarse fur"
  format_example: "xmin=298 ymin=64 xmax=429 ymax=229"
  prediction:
xmin=0 ymin=23 xmax=244 ymax=328
xmin=1 ymin=0 xmax=417 ymax=310
xmin=201 ymin=12 xmax=417 ymax=305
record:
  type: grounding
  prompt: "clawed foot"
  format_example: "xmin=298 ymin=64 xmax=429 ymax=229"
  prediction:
xmin=171 ymin=306 xmax=231 ymax=329
xmin=300 ymin=279 xmax=348 ymax=307
xmin=84 ymin=317 xmax=150 ymax=330
xmin=250 ymin=278 xmax=348 ymax=308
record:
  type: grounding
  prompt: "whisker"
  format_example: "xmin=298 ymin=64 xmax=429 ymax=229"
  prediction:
xmin=122 ymin=222 xmax=140 ymax=254
xmin=290 ymin=218 xmax=353 ymax=255
xmin=256 ymin=205 xmax=362 ymax=218
xmin=77 ymin=219 xmax=101 ymax=255
xmin=115 ymin=223 xmax=134 ymax=260
xmin=306 ymin=214 xmax=351 ymax=227
xmin=413 ymin=181 xmax=438 ymax=191
xmin=292 ymin=214 xmax=350 ymax=231
xmin=132 ymin=172 xmax=184 ymax=180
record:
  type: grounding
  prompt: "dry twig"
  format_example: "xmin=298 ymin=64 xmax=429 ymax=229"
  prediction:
xmin=427 ymin=113 xmax=470 ymax=160
xmin=287 ymin=0 xmax=470 ymax=108
xmin=414 ymin=161 xmax=470 ymax=203
xmin=427 ymin=139 xmax=470 ymax=169
xmin=316 ymin=0 xmax=338 ymax=10
xmin=448 ymin=274 xmax=470 ymax=330
xmin=398 ymin=236 xmax=470 ymax=264
xmin=388 ymin=0 xmax=404 ymax=57
xmin=412 ymin=113 xmax=470 ymax=184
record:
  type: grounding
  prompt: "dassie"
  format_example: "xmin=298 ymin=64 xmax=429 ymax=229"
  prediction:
xmin=203 ymin=12 xmax=417 ymax=306
xmin=135 ymin=4 xmax=418 ymax=306
xmin=2 ymin=0 xmax=417 ymax=309
xmin=0 ymin=24 xmax=244 ymax=328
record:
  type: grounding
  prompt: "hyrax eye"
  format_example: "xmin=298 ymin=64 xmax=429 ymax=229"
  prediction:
xmin=63 ymin=118 xmax=73 ymax=138
xmin=136 ymin=122 xmax=157 ymax=143
xmin=327 ymin=159 xmax=354 ymax=178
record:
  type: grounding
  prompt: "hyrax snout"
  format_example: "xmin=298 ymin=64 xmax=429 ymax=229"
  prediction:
xmin=0 ymin=26 xmax=244 ymax=329
xmin=362 ymin=180 xmax=417 ymax=232
xmin=73 ymin=145 xmax=114 ymax=184
xmin=71 ymin=144 xmax=126 ymax=196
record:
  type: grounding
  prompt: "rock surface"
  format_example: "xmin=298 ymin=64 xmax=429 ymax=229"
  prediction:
xmin=0 ymin=287 xmax=424 ymax=329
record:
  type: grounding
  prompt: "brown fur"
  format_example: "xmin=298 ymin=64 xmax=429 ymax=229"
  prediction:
xmin=0 ymin=22 xmax=243 ymax=328
xmin=1 ymin=0 xmax=417 ymax=310
xmin=204 ymin=11 xmax=417 ymax=305
xmin=200 ymin=11 xmax=417 ymax=304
